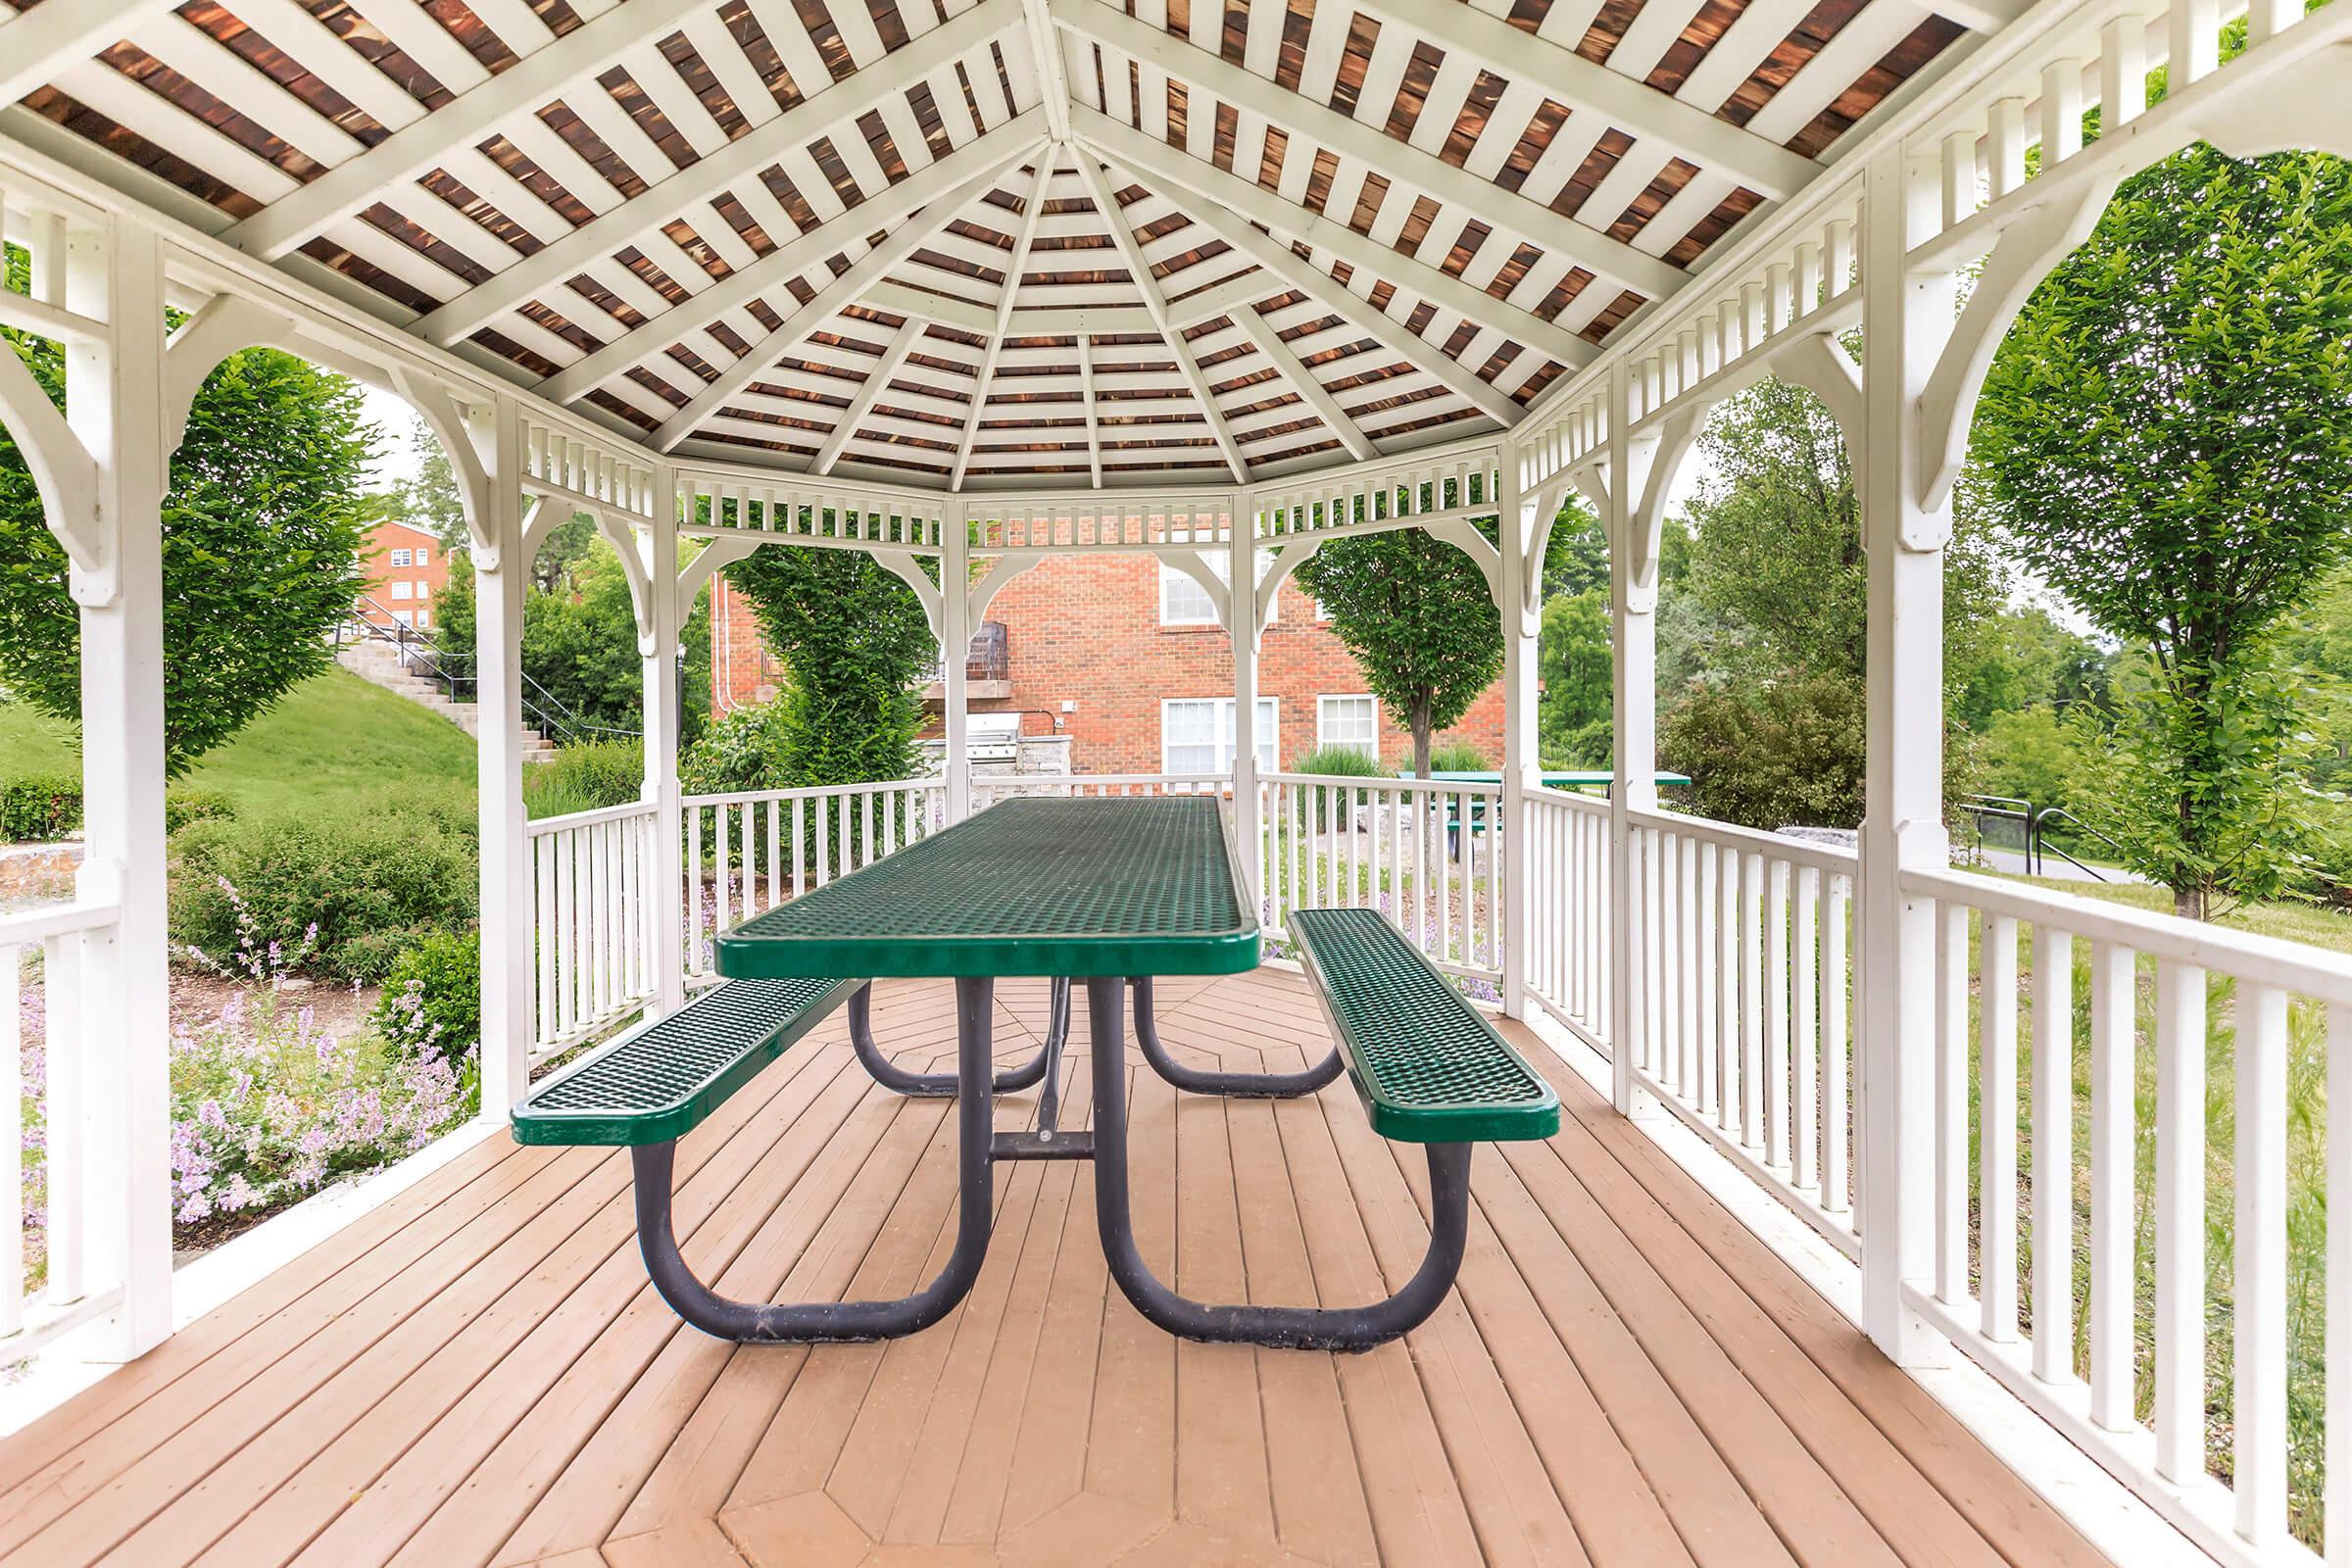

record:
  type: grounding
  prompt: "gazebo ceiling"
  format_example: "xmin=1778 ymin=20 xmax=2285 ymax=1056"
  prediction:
xmin=0 ymin=0 xmax=1999 ymax=489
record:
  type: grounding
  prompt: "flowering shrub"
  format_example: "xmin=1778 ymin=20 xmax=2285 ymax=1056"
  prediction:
xmin=171 ymin=881 xmax=468 ymax=1229
xmin=16 ymin=975 xmax=47 ymax=1288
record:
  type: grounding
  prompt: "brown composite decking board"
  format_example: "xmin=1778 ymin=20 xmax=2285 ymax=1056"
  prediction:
xmin=0 ymin=969 xmax=2111 ymax=1568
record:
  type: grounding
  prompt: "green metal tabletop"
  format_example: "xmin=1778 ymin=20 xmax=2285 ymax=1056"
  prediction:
xmin=713 ymin=795 xmax=1262 ymax=979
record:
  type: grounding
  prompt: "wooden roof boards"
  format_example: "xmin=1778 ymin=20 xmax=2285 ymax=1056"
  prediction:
xmin=0 ymin=0 xmax=1985 ymax=487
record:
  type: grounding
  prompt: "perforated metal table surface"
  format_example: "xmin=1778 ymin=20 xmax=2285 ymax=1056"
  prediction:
xmin=712 ymin=795 xmax=1262 ymax=980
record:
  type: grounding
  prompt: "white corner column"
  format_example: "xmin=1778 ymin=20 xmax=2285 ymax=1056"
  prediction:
xmin=1497 ymin=442 xmax=1537 ymax=1019
xmin=1229 ymin=495 xmax=1261 ymax=906
xmin=1606 ymin=365 xmax=1661 ymax=1117
xmin=941 ymin=505 xmax=972 ymax=822
xmin=642 ymin=466 xmax=685 ymax=1019
xmin=67 ymin=216 xmax=172 ymax=1357
xmin=1857 ymin=145 xmax=1957 ymax=1368
xmin=472 ymin=395 xmax=533 ymax=1114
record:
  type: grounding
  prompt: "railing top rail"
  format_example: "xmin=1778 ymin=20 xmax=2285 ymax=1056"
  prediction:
xmin=974 ymin=773 xmax=1229 ymax=787
xmin=1263 ymin=772 xmax=1500 ymax=797
xmin=0 ymin=899 xmax=122 ymax=944
xmin=1628 ymin=805 xmax=1859 ymax=873
xmin=682 ymin=778 xmax=942 ymax=809
xmin=525 ymin=800 xmax=660 ymax=834
xmin=1903 ymin=864 xmax=2352 ymax=1004
xmin=1527 ymin=785 xmax=1612 ymax=815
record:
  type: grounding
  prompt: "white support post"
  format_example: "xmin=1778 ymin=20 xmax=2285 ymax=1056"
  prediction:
xmin=1229 ymin=494 xmax=1261 ymax=906
xmin=1607 ymin=364 xmax=1662 ymax=1116
xmin=643 ymin=465 xmax=685 ymax=1019
xmin=1498 ymin=442 xmax=1536 ymax=1019
xmin=942 ymin=504 xmax=973 ymax=823
xmin=474 ymin=394 xmax=534 ymax=1113
xmin=1857 ymin=145 xmax=1957 ymax=1369
xmin=67 ymin=214 xmax=172 ymax=1358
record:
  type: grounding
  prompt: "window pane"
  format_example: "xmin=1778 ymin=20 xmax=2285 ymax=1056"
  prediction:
xmin=1319 ymin=696 xmax=1376 ymax=749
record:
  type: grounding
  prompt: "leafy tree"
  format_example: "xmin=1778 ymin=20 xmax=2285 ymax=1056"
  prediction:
xmin=0 ymin=336 xmax=378 ymax=776
xmin=1295 ymin=526 xmax=1502 ymax=778
xmin=1661 ymin=672 xmax=1869 ymax=830
xmin=721 ymin=544 xmax=934 ymax=785
xmin=1540 ymin=494 xmax=1609 ymax=600
xmin=399 ymin=414 xmax=467 ymax=550
xmin=1973 ymin=142 xmax=2352 ymax=918
xmin=1537 ymin=589 xmax=1612 ymax=766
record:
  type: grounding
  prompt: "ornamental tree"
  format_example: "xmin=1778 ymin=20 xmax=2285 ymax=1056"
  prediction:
xmin=721 ymin=543 xmax=935 ymax=786
xmin=0 ymin=334 xmax=379 ymax=776
xmin=1294 ymin=526 xmax=1502 ymax=779
xmin=1972 ymin=142 xmax=2352 ymax=918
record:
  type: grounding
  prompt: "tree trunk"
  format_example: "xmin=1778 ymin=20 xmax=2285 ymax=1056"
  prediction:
xmin=2176 ymin=882 xmax=2208 ymax=921
xmin=1411 ymin=705 xmax=1433 ymax=780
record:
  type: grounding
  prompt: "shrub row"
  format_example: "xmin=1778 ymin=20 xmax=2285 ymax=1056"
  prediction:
xmin=0 ymin=773 xmax=80 ymax=841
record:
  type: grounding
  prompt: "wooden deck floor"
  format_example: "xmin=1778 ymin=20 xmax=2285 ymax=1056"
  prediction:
xmin=0 ymin=968 xmax=2109 ymax=1568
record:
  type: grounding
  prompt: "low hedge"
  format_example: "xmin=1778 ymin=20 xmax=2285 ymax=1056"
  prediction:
xmin=170 ymin=804 xmax=478 ymax=983
xmin=0 ymin=773 xmax=81 ymax=842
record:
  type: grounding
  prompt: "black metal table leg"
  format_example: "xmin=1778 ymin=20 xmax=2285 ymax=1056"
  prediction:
xmin=848 ymin=978 xmax=1057 ymax=1098
xmin=631 ymin=975 xmax=999 ymax=1343
xmin=1086 ymin=976 xmax=1470 ymax=1352
xmin=1128 ymin=974 xmax=1344 ymax=1099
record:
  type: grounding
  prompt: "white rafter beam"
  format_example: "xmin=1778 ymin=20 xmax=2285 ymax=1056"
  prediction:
xmin=0 ymin=1 xmax=181 ymax=107
xmin=223 ymin=0 xmax=724 ymax=261
xmin=1020 ymin=0 xmax=1074 ymax=142
xmin=1076 ymin=108 xmax=1593 ymax=371
xmin=1054 ymin=0 xmax=1686 ymax=301
xmin=414 ymin=0 xmax=1025 ymax=345
xmin=652 ymin=138 xmax=1049 ymax=450
xmin=1073 ymin=151 xmax=1250 ymax=483
xmin=545 ymin=112 xmax=1044 ymax=405
xmin=953 ymin=160 xmax=1057 ymax=487
xmin=1229 ymin=306 xmax=1374 ymax=462
xmin=1345 ymin=0 xmax=1819 ymax=199
xmin=1077 ymin=335 xmax=1102 ymax=486
xmin=813 ymin=318 xmax=928 ymax=476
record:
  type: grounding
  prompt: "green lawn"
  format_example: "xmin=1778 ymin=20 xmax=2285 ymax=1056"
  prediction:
xmin=1987 ymin=868 xmax=2352 ymax=956
xmin=3 ymin=666 xmax=477 ymax=819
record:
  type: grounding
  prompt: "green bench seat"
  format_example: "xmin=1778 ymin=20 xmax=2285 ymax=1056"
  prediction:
xmin=512 ymin=975 xmax=863 ymax=1147
xmin=1289 ymin=906 xmax=1559 ymax=1144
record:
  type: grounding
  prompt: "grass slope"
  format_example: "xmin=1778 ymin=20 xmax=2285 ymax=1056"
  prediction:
xmin=3 ymin=666 xmax=476 ymax=818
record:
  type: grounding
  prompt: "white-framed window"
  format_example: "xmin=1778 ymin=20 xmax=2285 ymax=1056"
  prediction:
xmin=388 ymin=580 xmax=415 ymax=600
xmin=392 ymin=610 xmax=415 ymax=628
xmin=414 ymin=545 xmax=429 ymax=564
xmin=1317 ymin=694 xmax=1378 ymax=752
xmin=414 ymin=582 xmax=430 ymax=600
xmin=390 ymin=548 xmax=412 ymax=567
xmin=414 ymin=608 xmax=431 ymax=629
xmin=1161 ymin=697 xmax=1278 ymax=775
xmin=1156 ymin=550 xmax=1280 ymax=626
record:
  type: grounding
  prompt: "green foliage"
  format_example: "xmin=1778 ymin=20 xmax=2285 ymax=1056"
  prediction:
xmin=1539 ymin=495 xmax=1608 ymax=600
xmin=162 ymin=787 xmax=238 ymax=835
xmin=169 ymin=807 xmax=478 ymax=983
xmin=1973 ymin=143 xmax=2352 ymax=917
xmin=1960 ymin=707 xmax=2091 ymax=808
xmin=1293 ymin=744 xmax=1392 ymax=777
xmin=1426 ymin=739 xmax=1492 ymax=771
xmin=1660 ymin=672 xmax=1868 ymax=830
xmin=370 ymin=927 xmax=482 ymax=1066
xmin=679 ymin=700 xmax=794 ymax=794
xmin=0 ymin=771 xmax=79 ymax=841
xmin=721 ymin=546 xmax=933 ymax=786
xmin=1294 ymin=526 xmax=1503 ymax=777
xmin=522 ymin=738 xmax=643 ymax=819
xmin=1538 ymin=589 xmax=1613 ymax=767
xmin=0 ymin=338 xmax=381 ymax=776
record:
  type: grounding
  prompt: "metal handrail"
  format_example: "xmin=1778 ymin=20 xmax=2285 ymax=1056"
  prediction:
xmin=339 ymin=593 xmax=640 ymax=748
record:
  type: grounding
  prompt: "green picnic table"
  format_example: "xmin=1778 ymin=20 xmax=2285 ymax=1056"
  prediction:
xmin=513 ymin=795 xmax=1556 ymax=1351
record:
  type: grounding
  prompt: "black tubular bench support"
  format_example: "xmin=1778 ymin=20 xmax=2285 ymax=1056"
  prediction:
xmin=847 ymin=977 xmax=1065 ymax=1099
xmin=630 ymin=975 xmax=999 ymax=1343
xmin=1128 ymin=974 xmax=1345 ymax=1100
xmin=1086 ymin=975 xmax=1470 ymax=1352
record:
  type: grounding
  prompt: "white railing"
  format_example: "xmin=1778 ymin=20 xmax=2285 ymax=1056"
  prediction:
xmin=1626 ymin=808 xmax=1862 ymax=1257
xmin=684 ymin=779 xmax=950 ymax=986
xmin=1902 ymin=866 xmax=2352 ymax=1567
xmin=2 ymin=899 xmax=131 ymax=1356
xmin=527 ymin=801 xmax=662 ymax=1063
xmin=1523 ymin=785 xmax=1613 ymax=1045
xmin=1257 ymin=773 xmax=1503 ymax=993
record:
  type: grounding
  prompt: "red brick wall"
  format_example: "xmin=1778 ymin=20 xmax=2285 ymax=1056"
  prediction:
xmin=358 ymin=520 xmax=451 ymax=630
xmin=710 ymin=553 xmax=1504 ymax=775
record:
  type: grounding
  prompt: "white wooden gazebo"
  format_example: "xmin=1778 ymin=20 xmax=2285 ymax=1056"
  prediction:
xmin=2 ymin=0 xmax=2350 ymax=1563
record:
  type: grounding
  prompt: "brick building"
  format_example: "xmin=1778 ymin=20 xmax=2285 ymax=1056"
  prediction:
xmin=356 ymin=518 xmax=449 ymax=631
xmin=709 ymin=551 xmax=1504 ymax=776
